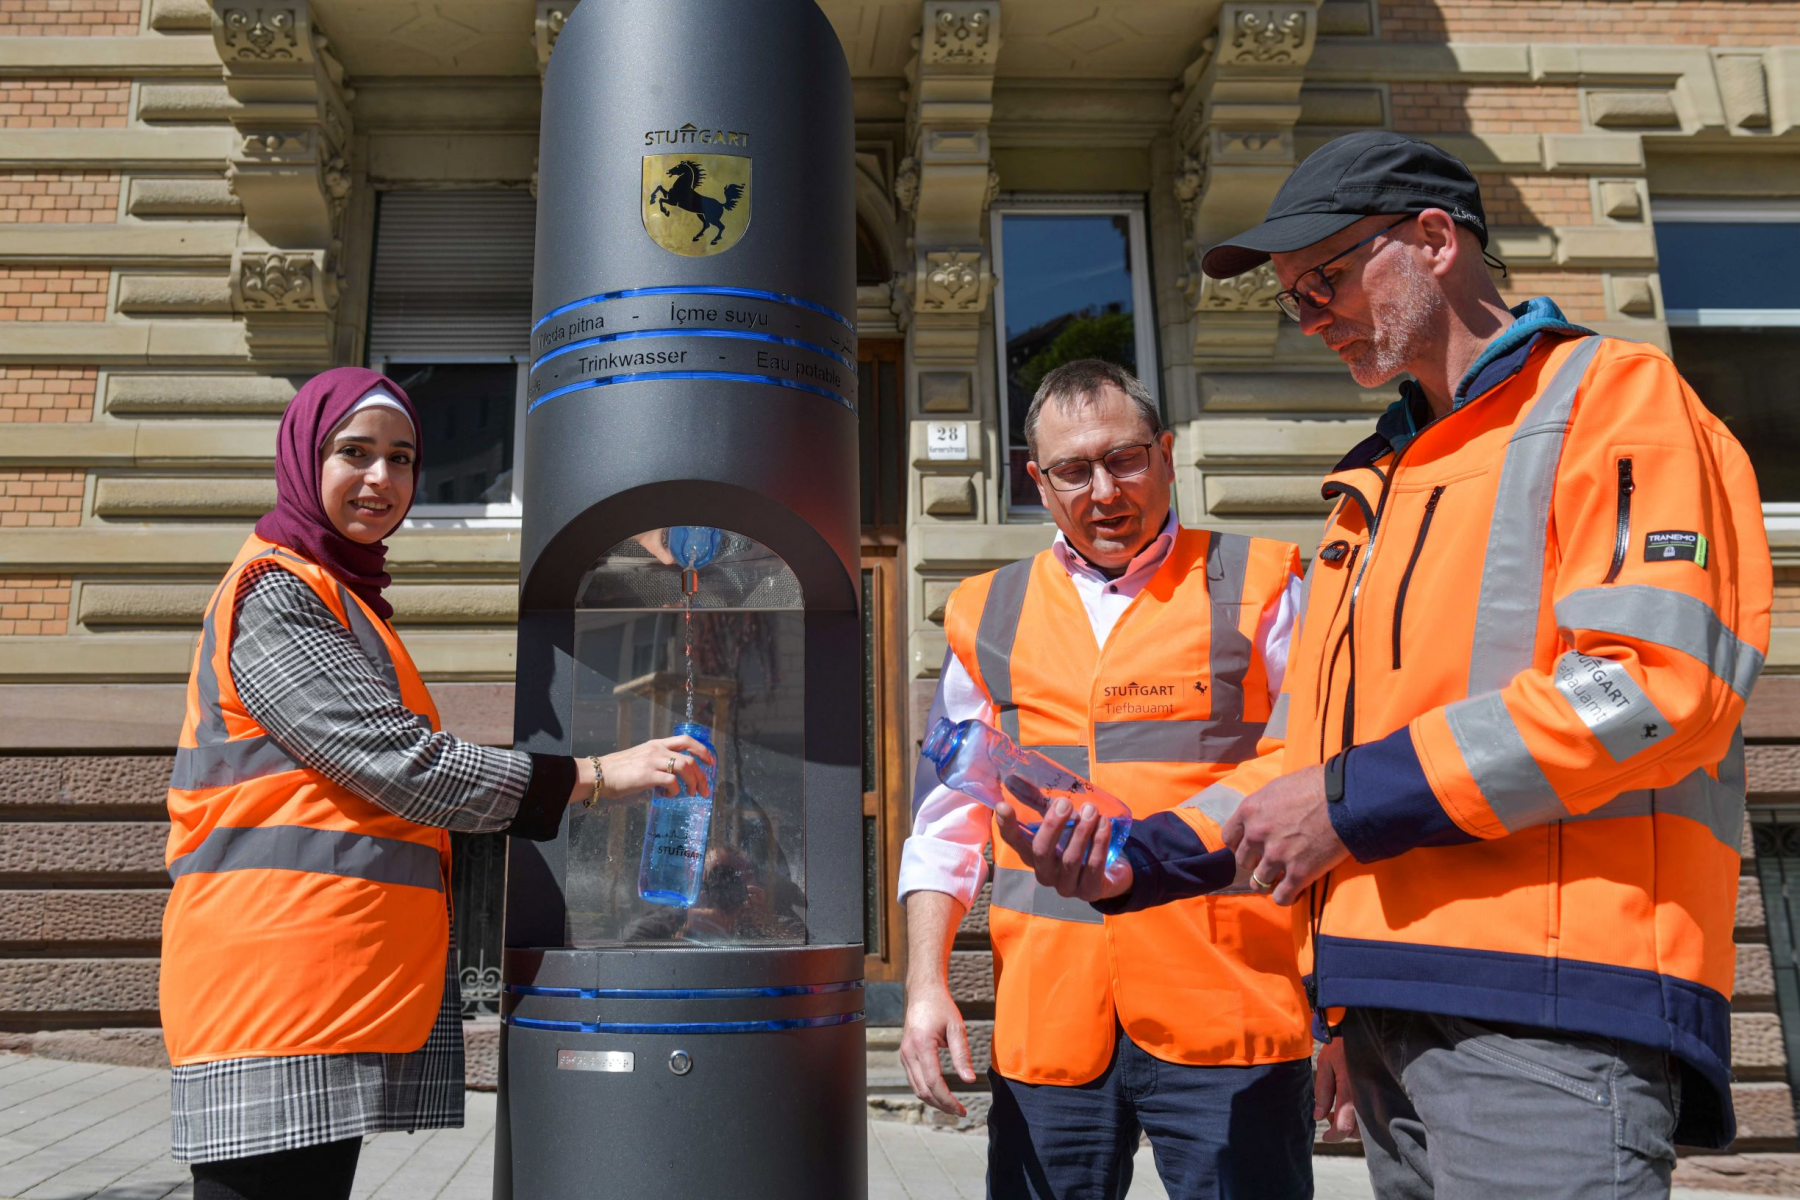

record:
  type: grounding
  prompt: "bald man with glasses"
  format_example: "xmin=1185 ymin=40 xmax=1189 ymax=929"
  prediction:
xmin=896 ymin=358 xmax=1318 ymax=1199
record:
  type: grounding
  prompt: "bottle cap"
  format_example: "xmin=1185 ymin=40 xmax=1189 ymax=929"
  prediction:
xmin=920 ymin=717 xmax=963 ymax=771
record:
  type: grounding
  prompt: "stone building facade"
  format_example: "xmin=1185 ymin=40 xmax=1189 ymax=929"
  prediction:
xmin=1 ymin=0 xmax=1798 ymax=1175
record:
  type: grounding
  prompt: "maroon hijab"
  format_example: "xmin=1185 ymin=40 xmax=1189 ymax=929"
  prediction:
xmin=254 ymin=367 xmax=422 ymax=621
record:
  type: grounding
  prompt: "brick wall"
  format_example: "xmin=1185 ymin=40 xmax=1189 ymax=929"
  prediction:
xmin=1476 ymin=173 xmax=1593 ymax=227
xmin=0 ymin=80 xmax=129 ymax=130
xmin=0 ymin=575 xmax=73 ymax=634
xmin=0 ymin=0 xmax=140 ymax=35
xmin=0 ymin=269 xmax=109 ymax=322
xmin=1391 ymin=82 xmax=1584 ymax=135
xmin=0 ymin=172 xmax=119 ymax=224
xmin=1497 ymin=268 xmax=1609 ymax=323
xmin=1774 ymin=568 xmax=1800 ymax=629
xmin=0 ymin=367 xmax=98 ymax=422
xmin=1381 ymin=0 xmax=1800 ymax=45
xmin=0 ymin=470 xmax=83 ymax=532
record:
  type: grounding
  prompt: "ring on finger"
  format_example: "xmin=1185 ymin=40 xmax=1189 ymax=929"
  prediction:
xmin=665 ymin=756 xmax=678 ymax=773
xmin=1250 ymin=868 xmax=1279 ymax=891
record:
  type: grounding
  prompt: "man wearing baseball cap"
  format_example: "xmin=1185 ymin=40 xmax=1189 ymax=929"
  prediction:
xmin=993 ymin=131 xmax=1771 ymax=1197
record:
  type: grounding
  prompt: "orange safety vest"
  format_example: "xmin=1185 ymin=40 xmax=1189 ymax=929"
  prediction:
xmin=944 ymin=527 xmax=1310 ymax=1083
xmin=161 ymin=534 xmax=452 ymax=1066
xmin=1169 ymin=332 xmax=1770 ymax=1147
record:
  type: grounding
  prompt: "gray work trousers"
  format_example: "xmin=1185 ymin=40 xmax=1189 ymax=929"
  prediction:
xmin=1341 ymin=1007 xmax=1682 ymax=1200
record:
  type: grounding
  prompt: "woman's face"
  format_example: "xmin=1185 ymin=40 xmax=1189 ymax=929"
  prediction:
xmin=318 ymin=406 xmax=415 ymax=544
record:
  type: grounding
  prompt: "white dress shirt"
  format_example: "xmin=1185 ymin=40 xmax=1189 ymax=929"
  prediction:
xmin=897 ymin=513 xmax=1302 ymax=906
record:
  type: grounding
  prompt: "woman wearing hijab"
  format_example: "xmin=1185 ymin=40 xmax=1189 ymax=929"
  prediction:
xmin=160 ymin=368 xmax=712 ymax=1200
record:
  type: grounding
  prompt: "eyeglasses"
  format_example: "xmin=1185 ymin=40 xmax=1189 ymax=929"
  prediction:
xmin=1038 ymin=443 xmax=1155 ymax=493
xmin=1272 ymin=216 xmax=1413 ymax=322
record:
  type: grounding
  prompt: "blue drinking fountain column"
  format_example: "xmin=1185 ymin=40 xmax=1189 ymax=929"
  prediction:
xmin=495 ymin=0 xmax=863 ymax=1196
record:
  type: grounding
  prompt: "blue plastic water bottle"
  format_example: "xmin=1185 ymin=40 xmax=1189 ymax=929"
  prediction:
xmin=921 ymin=717 xmax=1133 ymax=866
xmin=637 ymin=721 xmax=719 ymax=908
xmin=666 ymin=526 xmax=721 ymax=570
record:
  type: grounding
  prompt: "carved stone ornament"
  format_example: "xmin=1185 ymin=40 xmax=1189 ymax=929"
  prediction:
xmin=923 ymin=2 xmax=999 ymax=67
xmin=921 ymin=250 xmax=987 ymax=312
xmin=1217 ymin=6 xmax=1311 ymax=65
xmin=218 ymin=4 xmax=301 ymax=62
xmin=235 ymin=250 xmax=336 ymax=313
xmin=537 ymin=1 xmax=578 ymax=77
xmin=983 ymin=161 xmax=1000 ymax=211
xmin=1174 ymin=152 xmax=1205 ymax=221
xmin=894 ymin=155 xmax=920 ymax=214
xmin=1212 ymin=127 xmax=1293 ymax=163
xmin=1197 ymin=262 xmax=1282 ymax=312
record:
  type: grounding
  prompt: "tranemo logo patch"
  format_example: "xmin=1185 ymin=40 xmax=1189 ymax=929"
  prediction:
xmin=1644 ymin=530 xmax=1708 ymax=567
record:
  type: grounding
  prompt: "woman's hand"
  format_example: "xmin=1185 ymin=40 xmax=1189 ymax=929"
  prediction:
xmin=568 ymin=734 xmax=715 ymax=806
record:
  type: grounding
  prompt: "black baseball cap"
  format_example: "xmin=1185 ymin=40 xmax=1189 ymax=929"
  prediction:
xmin=1201 ymin=132 xmax=1489 ymax=279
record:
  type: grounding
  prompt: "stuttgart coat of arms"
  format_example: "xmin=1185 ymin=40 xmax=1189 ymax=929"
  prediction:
xmin=642 ymin=153 xmax=751 ymax=256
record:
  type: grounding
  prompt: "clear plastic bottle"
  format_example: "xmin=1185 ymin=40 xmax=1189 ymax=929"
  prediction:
xmin=636 ymin=721 xmax=719 ymax=908
xmin=921 ymin=717 xmax=1133 ymax=866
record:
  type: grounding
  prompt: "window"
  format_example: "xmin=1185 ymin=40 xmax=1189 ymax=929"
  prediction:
xmin=1654 ymin=201 xmax=1800 ymax=509
xmin=990 ymin=199 xmax=1158 ymax=514
xmin=367 ymin=190 xmax=537 ymax=521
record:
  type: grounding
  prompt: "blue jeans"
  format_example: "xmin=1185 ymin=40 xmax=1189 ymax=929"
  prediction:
xmin=986 ymin=1029 xmax=1314 ymax=1200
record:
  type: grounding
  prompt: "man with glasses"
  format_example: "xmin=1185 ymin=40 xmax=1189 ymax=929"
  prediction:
xmin=999 ymin=132 xmax=1771 ymax=1198
xmin=897 ymin=358 xmax=1318 ymax=1198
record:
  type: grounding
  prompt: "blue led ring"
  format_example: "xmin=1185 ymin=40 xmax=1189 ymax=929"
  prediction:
xmin=506 ymin=980 xmax=863 ymax=1000
xmin=504 ymin=1011 xmax=863 ymax=1035
xmin=530 ymin=326 xmax=854 ymax=374
xmin=527 ymin=370 xmax=851 ymax=414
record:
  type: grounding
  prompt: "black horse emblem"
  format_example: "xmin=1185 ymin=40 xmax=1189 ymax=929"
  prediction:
xmin=647 ymin=159 xmax=745 ymax=246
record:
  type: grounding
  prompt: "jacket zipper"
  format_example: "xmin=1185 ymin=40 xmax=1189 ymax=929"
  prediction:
xmin=1390 ymin=486 xmax=1446 ymax=670
xmin=1603 ymin=457 xmax=1634 ymax=584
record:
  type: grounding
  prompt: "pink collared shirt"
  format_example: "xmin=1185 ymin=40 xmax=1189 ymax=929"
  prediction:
xmin=897 ymin=514 xmax=1301 ymax=906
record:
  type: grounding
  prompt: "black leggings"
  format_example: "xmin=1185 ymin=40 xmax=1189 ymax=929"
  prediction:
xmin=191 ymin=1137 xmax=362 ymax=1200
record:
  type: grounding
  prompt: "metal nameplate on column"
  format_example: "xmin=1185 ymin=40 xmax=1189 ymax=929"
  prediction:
xmin=556 ymin=1049 xmax=634 ymax=1073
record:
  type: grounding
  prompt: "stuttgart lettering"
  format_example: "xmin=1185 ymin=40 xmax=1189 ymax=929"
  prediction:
xmin=645 ymin=121 xmax=749 ymax=148
xmin=1103 ymin=682 xmax=1176 ymax=699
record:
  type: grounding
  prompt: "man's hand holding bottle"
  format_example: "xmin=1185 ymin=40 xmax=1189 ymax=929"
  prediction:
xmin=994 ymin=798 xmax=1134 ymax=903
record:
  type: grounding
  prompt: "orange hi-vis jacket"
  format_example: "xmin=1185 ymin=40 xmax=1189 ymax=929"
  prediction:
xmin=1147 ymin=309 xmax=1770 ymax=1147
xmin=943 ymin=526 xmax=1311 ymax=1083
xmin=161 ymin=534 xmax=452 ymax=1066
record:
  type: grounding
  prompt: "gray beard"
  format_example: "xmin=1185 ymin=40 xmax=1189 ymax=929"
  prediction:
xmin=1340 ymin=262 xmax=1447 ymax=388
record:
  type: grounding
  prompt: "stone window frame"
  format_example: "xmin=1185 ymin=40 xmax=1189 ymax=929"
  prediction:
xmin=988 ymin=194 xmax=1160 ymax=520
xmin=370 ymin=353 xmax=532 ymax=527
xmin=1653 ymin=197 xmax=1800 ymax=524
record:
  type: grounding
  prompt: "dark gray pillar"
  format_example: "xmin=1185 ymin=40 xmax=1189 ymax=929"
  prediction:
xmin=498 ymin=1 xmax=863 ymax=1196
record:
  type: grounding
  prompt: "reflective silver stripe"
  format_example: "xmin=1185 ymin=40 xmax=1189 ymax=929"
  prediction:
xmin=1467 ymin=337 xmax=1604 ymax=696
xmin=1094 ymin=718 xmax=1266 ymax=765
xmin=1563 ymin=727 xmax=1746 ymax=851
xmin=1206 ymin=532 xmax=1254 ymax=724
xmin=1551 ymin=651 xmax=1671 ymax=763
xmin=1179 ymin=782 xmax=1245 ymax=826
xmin=1444 ymin=691 xmax=1567 ymax=830
xmin=339 ymin=584 xmax=401 ymax=692
xmin=989 ymin=866 xmax=1104 ymax=925
xmin=168 ymin=824 xmax=444 ymax=890
xmin=183 ymin=547 xmax=285 ymax=766
xmin=1266 ymin=692 xmax=1290 ymax=741
xmin=1555 ymin=586 xmax=1764 ymax=701
xmin=1029 ymin=744 xmax=1091 ymax=778
xmin=169 ymin=735 xmax=303 ymax=791
xmin=976 ymin=559 xmax=1034 ymax=743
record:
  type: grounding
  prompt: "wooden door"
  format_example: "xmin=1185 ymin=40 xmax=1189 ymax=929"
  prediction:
xmin=859 ymin=339 xmax=907 ymax=982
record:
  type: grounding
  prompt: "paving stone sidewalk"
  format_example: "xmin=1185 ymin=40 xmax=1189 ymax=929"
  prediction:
xmin=0 ymin=1053 xmax=1775 ymax=1200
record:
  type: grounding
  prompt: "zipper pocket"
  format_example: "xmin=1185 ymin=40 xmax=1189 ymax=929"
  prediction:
xmin=1390 ymin=486 xmax=1445 ymax=670
xmin=1603 ymin=457 xmax=1634 ymax=584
